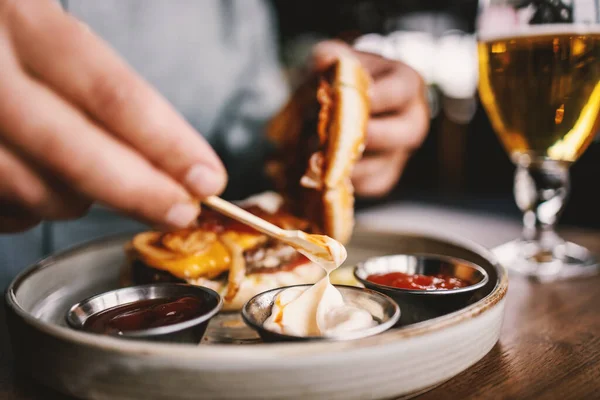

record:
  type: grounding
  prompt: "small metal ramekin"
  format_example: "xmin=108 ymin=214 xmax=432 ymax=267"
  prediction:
xmin=66 ymin=283 xmax=222 ymax=343
xmin=242 ymin=284 xmax=400 ymax=342
xmin=354 ymin=254 xmax=489 ymax=325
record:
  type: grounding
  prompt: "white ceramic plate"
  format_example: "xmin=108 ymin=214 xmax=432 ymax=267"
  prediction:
xmin=5 ymin=229 xmax=508 ymax=400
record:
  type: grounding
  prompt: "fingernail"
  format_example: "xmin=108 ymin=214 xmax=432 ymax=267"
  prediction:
xmin=185 ymin=164 xmax=226 ymax=198
xmin=165 ymin=203 xmax=199 ymax=228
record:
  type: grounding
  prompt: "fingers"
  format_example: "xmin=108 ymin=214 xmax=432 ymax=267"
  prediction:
xmin=0 ymin=144 xmax=91 ymax=220
xmin=352 ymin=152 xmax=409 ymax=198
xmin=312 ymin=40 xmax=391 ymax=77
xmin=0 ymin=57 xmax=200 ymax=229
xmin=312 ymin=39 xmax=428 ymax=199
xmin=311 ymin=40 xmax=423 ymax=114
xmin=0 ymin=198 xmax=42 ymax=232
xmin=0 ymin=214 xmax=41 ymax=233
xmin=8 ymin=0 xmax=227 ymax=199
xmin=368 ymin=64 xmax=423 ymax=115
xmin=311 ymin=40 xmax=357 ymax=72
xmin=312 ymin=40 xmax=395 ymax=79
xmin=366 ymin=105 xmax=429 ymax=152
xmin=353 ymin=50 xmax=396 ymax=79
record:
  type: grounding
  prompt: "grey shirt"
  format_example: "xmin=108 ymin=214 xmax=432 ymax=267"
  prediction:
xmin=0 ymin=0 xmax=289 ymax=287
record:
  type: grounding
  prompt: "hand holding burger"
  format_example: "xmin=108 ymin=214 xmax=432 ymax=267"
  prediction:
xmin=312 ymin=40 xmax=430 ymax=198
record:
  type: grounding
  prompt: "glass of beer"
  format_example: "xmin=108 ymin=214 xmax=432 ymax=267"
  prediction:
xmin=477 ymin=0 xmax=600 ymax=280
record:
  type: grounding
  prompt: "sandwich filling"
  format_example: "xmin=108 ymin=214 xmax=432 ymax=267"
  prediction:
xmin=128 ymin=193 xmax=319 ymax=305
xmin=266 ymin=55 xmax=370 ymax=244
xmin=127 ymin=56 xmax=371 ymax=310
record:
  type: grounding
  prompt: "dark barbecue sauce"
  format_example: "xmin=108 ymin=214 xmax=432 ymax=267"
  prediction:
xmin=366 ymin=272 xmax=470 ymax=291
xmin=83 ymin=296 xmax=207 ymax=335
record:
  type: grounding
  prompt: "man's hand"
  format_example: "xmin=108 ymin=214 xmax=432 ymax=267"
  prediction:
xmin=0 ymin=0 xmax=227 ymax=233
xmin=312 ymin=40 xmax=429 ymax=197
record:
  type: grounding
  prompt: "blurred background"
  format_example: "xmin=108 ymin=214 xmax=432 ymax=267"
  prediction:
xmin=1 ymin=0 xmax=598 ymax=287
xmin=271 ymin=0 xmax=600 ymax=230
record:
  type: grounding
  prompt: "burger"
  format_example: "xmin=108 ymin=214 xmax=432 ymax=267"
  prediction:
xmin=125 ymin=55 xmax=370 ymax=311
xmin=266 ymin=53 xmax=370 ymax=244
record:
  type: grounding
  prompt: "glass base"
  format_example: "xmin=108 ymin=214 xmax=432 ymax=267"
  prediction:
xmin=493 ymin=239 xmax=599 ymax=282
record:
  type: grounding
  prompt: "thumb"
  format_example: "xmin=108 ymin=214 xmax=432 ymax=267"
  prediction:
xmin=311 ymin=40 xmax=356 ymax=72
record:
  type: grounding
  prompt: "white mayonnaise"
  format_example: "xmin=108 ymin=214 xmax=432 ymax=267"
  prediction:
xmin=263 ymin=236 xmax=375 ymax=337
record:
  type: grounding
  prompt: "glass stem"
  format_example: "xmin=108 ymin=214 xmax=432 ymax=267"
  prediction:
xmin=513 ymin=160 xmax=570 ymax=251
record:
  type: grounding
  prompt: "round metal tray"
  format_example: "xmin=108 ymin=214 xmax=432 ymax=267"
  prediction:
xmin=5 ymin=229 xmax=508 ymax=400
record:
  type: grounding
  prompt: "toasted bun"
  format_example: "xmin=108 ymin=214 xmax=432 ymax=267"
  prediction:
xmin=266 ymin=55 xmax=370 ymax=244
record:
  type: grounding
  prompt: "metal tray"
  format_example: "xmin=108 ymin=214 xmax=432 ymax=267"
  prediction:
xmin=5 ymin=229 xmax=508 ymax=400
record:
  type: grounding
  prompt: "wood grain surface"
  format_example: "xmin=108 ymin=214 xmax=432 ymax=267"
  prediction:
xmin=1 ymin=229 xmax=599 ymax=400
xmin=419 ymin=230 xmax=600 ymax=400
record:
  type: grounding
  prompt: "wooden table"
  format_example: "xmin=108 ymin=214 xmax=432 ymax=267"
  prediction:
xmin=419 ymin=230 xmax=600 ymax=400
xmin=1 ymin=213 xmax=599 ymax=399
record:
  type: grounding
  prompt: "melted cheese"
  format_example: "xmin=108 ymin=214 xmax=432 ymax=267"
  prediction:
xmin=220 ymin=231 xmax=266 ymax=252
xmin=132 ymin=230 xmax=266 ymax=280
xmin=151 ymin=240 xmax=231 ymax=280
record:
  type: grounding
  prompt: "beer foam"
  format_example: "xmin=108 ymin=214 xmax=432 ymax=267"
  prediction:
xmin=479 ymin=23 xmax=600 ymax=42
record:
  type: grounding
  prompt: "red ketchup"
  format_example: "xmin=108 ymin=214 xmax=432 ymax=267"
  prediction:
xmin=366 ymin=272 xmax=470 ymax=290
xmin=82 ymin=296 xmax=207 ymax=335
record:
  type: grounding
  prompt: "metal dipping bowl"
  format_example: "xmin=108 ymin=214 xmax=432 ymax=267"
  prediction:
xmin=241 ymin=284 xmax=400 ymax=343
xmin=66 ymin=283 xmax=223 ymax=344
xmin=354 ymin=254 xmax=489 ymax=326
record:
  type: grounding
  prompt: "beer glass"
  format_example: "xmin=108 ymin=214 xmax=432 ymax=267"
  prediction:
xmin=477 ymin=0 xmax=600 ymax=280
